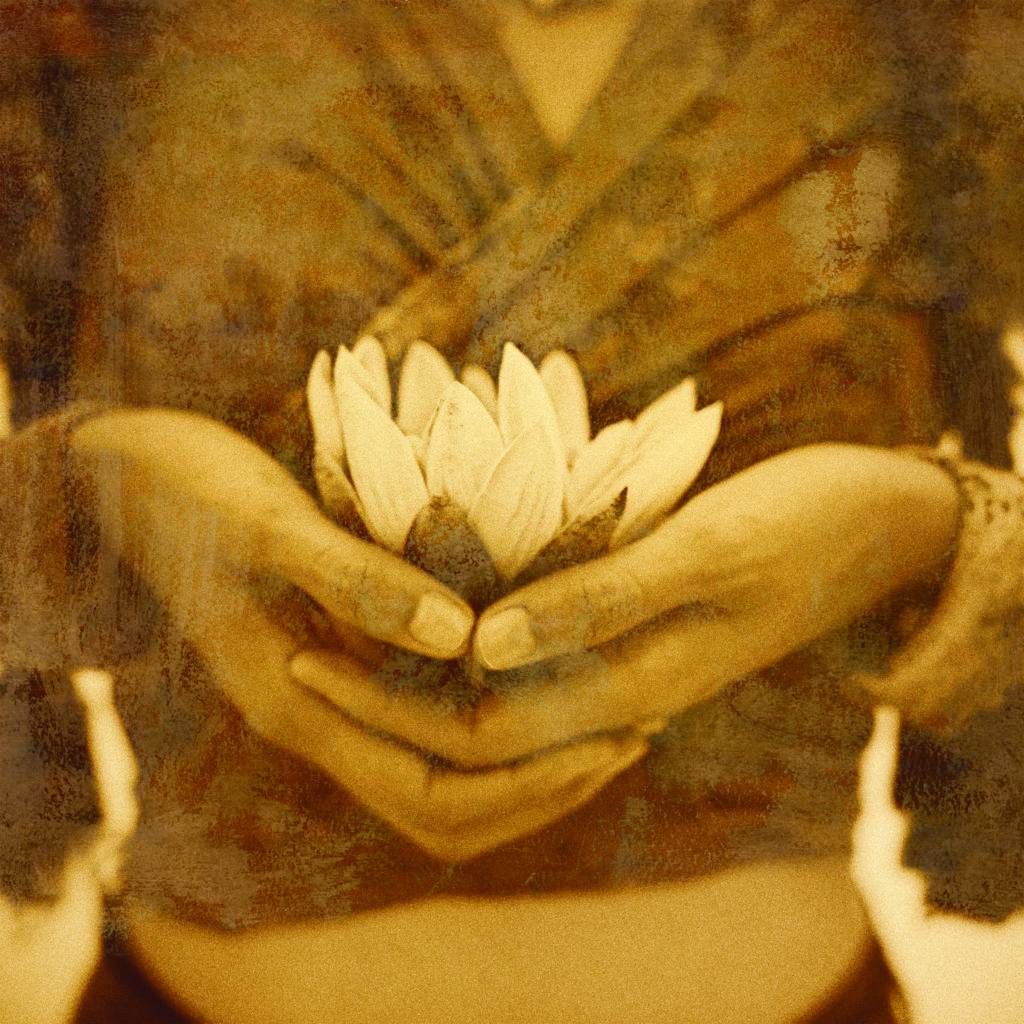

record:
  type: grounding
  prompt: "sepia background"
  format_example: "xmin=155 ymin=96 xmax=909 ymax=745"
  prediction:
xmin=2 ymin=1 xmax=1024 ymax=1021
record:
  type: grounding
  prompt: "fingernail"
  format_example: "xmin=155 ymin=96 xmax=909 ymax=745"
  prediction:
xmin=409 ymin=593 xmax=474 ymax=658
xmin=475 ymin=606 xmax=536 ymax=670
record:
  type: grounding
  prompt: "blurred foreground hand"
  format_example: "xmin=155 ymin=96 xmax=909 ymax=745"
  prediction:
xmin=0 ymin=851 xmax=104 ymax=1024
xmin=853 ymin=706 xmax=1024 ymax=1024
xmin=0 ymin=670 xmax=137 ymax=1024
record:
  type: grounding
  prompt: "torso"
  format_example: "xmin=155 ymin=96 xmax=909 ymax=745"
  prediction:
xmin=75 ymin=0 xmax=941 ymax=1014
xmin=127 ymin=857 xmax=874 ymax=1024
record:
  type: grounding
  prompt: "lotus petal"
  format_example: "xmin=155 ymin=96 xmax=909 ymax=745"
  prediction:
xmin=566 ymin=419 xmax=636 ymax=521
xmin=336 ymin=361 xmax=429 ymax=551
xmin=469 ymin=426 xmax=564 ymax=580
xmin=312 ymin=449 xmax=360 ymax=523
xmin=404 ymin=497 xmax=499 ymax=610
xmin=612 ymin=401 xmax=723 ymax=545
xmin=497 ymin=343 xmax=565 ymax=467
xmin=333 ymin=344 xmax=385 ymax=411
xmin=307 ymin=350 xmax=344 ymax=463
xmin=397 ymin=340 xmax=456 ymax=436
xmin=634 ymin=376 xmax=698 ymax=445
xmin=460 ymin=364 xmax=498 ymax=420
xmin=352 ymin=334 xmax=392 ymax=412
xmin=540 ymin=350 xmax=590 ymax=464
xmin=516 ymin=489 xmax=625 ymax=587
xmin=424 ymin=382 xmax=504 ymax=510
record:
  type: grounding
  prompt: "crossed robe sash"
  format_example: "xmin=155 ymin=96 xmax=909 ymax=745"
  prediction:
xmin=6 ymin=0 xmax=948 ymax=927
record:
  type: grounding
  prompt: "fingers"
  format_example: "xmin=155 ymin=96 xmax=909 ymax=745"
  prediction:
xmin=472 ymin=444 xmax=808 ymax=672
xmin=194 ymin=587 xmax=309 ymax=743
xmin=197 ymin=576 xmax=645 ymax=862
xmin=473 ymin=443 xmax=961 ymax=673
xmin=471 ymin=610 xmax=758 ymax=763
xmin=77 ymin=408 xmax=475 ymax=660
xmin=289 ymin=648 xmax=480 ymax=764
xmin=384 ymin=729 xmax=644 ymax=834
xmin=266 ymin=683 xmax=647 ymax=861
xmin=295 ymin=605 xmax=742 ymax=767
xmin=267 ymin=511 xmax=474 ymax=660
xmin=294 ymin=544 xmax=842 ymax=771
xmin=198 ymin=595 xmax=622 ymax=858
xmin=291 ymin=646 xmax=662 ymax=768
xmin=391 ymin=750 xmax=648 ymax=862
xmin=474 ymin=517 xmax=705 ymax=670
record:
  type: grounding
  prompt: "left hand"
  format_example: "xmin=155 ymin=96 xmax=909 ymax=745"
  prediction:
xmin=293 ymin=444 xmax=958 ymax=770
xmin=852 ymin=706 xmax=1024 ymax=1024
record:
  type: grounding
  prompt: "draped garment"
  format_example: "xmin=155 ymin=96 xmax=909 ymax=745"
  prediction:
xmin=5 ymin=0 xmax=1023 ymax=931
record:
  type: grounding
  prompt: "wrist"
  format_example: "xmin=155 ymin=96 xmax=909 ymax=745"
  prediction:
xmin=857 ymin=446 xmax=1024 ymax=730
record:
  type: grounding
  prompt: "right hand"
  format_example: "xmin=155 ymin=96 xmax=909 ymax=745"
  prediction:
xmin=71 ymin=408 xmax=643 ymax=860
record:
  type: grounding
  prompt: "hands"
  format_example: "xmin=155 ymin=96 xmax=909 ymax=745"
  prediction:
xmin=72 ymin=410 xmax=646 ymax=862
xmin=77 ymin=417 xmax=957 ymax=864
xmin=293 ymin=443 xmax=959 ymax=856
xmin=72 ymin=409 xmax=476 ymax=660
xmin=462 ymin=442 xmax=960 ymax=749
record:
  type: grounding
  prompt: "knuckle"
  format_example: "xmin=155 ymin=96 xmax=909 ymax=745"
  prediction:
xmin=549 ymin=576 xmax=602 ymax=649
xmin=573 ymin=572 xmax=603 ymax=620
xmin=598 ymin=563 xmax=649 ymax=632
xmin=350 ymin=557 xmax=415 ymax=636
xmin=536 ymin=568 xmax=622 ymax=651
xmin=321 ymin=546 xmax=369 ymax=621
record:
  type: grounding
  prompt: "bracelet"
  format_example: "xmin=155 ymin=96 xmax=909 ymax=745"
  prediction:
xmin=854 ymin=441 xmax=1024 ymax=732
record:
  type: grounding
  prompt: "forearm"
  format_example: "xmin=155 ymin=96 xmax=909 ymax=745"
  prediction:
xmin=0 ymin=402 xmax=147 ymax=672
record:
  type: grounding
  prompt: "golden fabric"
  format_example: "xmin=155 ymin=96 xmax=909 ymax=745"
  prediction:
xmin=3 ymin=0 xmax=1023 ymax=930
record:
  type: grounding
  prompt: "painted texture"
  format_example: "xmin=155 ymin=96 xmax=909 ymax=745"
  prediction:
xmin=2 ymin=1 xmax=1024 ymax=1020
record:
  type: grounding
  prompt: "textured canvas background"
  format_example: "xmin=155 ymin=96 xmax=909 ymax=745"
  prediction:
xmin=2 ymin=2 xmax=1024 ymax=1020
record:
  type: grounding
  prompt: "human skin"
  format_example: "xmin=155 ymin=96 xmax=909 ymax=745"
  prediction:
xmin=292 ymin=442 xmax=961 ymax=854
xmin=70 ymin=408 xmax=650 ymax=861
xmin=3 ymin=3 xmax=973 ymax=1021
xmin=72 ymin=409 xmax=958 ymax=860
xmin=45 ymin=0 xmax=959 ymax=868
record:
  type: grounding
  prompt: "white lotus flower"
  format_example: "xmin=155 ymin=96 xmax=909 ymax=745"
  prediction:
xmin=307 ymin=337 xmax=722 ymax=582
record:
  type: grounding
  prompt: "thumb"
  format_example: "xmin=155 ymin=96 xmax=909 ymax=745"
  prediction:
xmin=264 ymin=506 xmax=475 ymax=660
